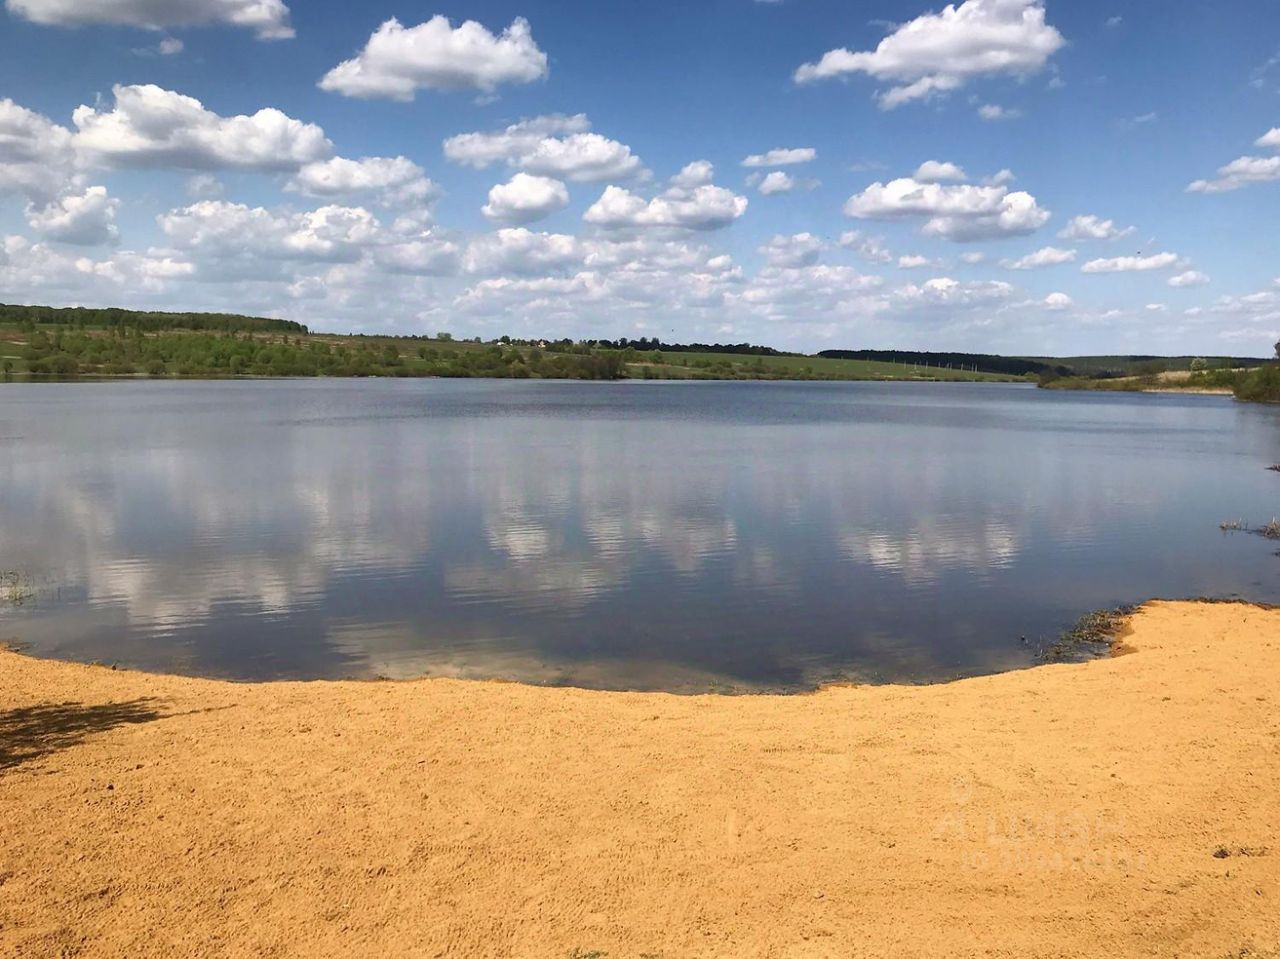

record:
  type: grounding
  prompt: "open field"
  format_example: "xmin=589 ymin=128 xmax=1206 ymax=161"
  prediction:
xmin=0 ymin=310 xmax=1020 ymax=382
xmin=647 ymin=350 xmax=1012 ymax=381
xmin=2 ymin=600 xmax=1278 ymax=958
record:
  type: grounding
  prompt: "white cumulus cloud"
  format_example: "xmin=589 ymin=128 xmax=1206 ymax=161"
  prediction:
xmin=585 ymin=185 xmax=748 ymax=232
xmin=757 ymin=171 xmax=795 ymax=194
xmin=372 ymin=232 xmax=460 ymax=276
xmin=464 ymin=228 xmax=581 ymax=275
xmin=25 ymin=185 xmax=119 ymax=245
xmin=1188 ymin=157 xmax=1280 ymax=193
xmin=1001 ymin=246 xmax=1075 ymax=269
xmin=1188 ymin=126 xmax=1280 ymax=193
xmin=1168 ymin=270 xmax=1209 ymax=287
xmin=1057 ymin=214 xmax=1135 ymax=241
xmin=0 ymin=97 xmax=78 ymax=200
xmin=914 ymin=160 xmax=967 ymax=182
xmin=443 ymin=114 xmax=642 ymax=182
xmin=844 ymin=175 xmax=1049 ymax=241
xmin=319 ymin=16 xmax=547 ymax=100
xmin=289 ymin=155 xmax=435 ymax=205
xmin=669 ymin=160 xmax=714 ymax=189
xmin=794 ymin=0 xmax=1065 ymax=109
xmin=741 ymin=147 xmax=816 ymax=167
xmin=760 ymin=233 xmax=823 ymax=268
xmin=978 ymin=104 xmax=1020 ymax=121
xmin=443 ymin=114 xmax=586 ymax=166
xmin=1081 ymin=252 xmax=1181 ymax=273
xmin=159 ymin=200 xmax=382 ymax=262
xmin=892 ymin=276 xmax=1014 ymax=304
xmin=72 ymin=84 xmax=331 ymax=172
xmin=584 ymin=165 xmax=748 ymax=231
xmin=838 ymin=230 xmax=893 ymax=264
xmin=5 ymin=0 xmax=293 ymax=40
xmin=481 ymin=173 xmax=569 ymax=224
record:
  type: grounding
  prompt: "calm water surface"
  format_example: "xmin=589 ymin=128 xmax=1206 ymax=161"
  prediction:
xmin=1 ymin=379 xmax=1277 ymax=691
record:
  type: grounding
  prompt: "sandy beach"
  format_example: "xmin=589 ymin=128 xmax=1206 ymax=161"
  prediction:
xmin=2 ymin=600 xmax=1278 ymax=958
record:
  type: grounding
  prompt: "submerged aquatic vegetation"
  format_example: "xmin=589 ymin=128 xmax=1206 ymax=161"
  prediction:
xmin=1 ymin=570 xmax=35 ymax=607
xmin=1041 ymin=606 xmax=1138 ymax=662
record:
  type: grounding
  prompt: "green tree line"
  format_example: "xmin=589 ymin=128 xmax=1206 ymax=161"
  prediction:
xmin=12 ymin=328 xmax=626 ymax=380
xmin=0 ymin=303 xmax=306 ymax=334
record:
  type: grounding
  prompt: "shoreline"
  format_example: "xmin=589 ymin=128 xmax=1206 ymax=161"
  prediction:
xmin=3 ymin=600 xmax=1279 ymax=957
xmin=1041 ymin=382 xmax=1236 ymax=397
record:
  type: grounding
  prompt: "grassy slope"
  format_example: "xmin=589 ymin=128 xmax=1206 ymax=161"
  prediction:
xmin=649 ymin=351 xmax=1014 ymax=381
xmin=5 ymin=317 xmax=1260 ymax=388
xmin=0 ymin=323 xmax=1023 ymax=382
xmin=1024 ymin=355 xmax=1264 ymax=375
xmin=0 ymin=330 xmax=27 ymax=372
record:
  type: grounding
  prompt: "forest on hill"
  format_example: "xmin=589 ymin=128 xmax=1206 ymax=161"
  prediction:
xmin=0 ymin=303 xmax=307 ymax=335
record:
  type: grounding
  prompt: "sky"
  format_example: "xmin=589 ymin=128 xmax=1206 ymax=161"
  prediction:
xmin=0 ymin=0 xmax=1277 ymax=355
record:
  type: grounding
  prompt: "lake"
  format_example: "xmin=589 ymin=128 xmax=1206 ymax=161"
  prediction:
xmin=1 ymin=379 xmax=1277 ymax=691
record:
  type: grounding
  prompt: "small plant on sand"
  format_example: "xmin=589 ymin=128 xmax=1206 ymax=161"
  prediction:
xmin=1041 ymin=606 xmax=1137 ymax=662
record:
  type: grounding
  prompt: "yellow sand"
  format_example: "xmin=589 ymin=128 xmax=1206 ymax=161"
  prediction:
xmin=2 ymin=600 xmax=1278 ymax=958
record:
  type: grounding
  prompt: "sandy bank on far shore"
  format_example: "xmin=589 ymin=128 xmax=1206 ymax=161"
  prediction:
xmin=1140 ymin=386 xmax=1235 ymax=395
xmin=2 ymin=600 xmax=1279 ymax=958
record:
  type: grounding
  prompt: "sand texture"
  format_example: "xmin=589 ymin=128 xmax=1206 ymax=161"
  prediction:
xmin=2 ymin=600 xmax=1278 ymax=958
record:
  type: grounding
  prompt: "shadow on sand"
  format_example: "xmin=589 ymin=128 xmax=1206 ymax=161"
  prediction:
xmin=0 ymin=699 xmax=166 ymax=771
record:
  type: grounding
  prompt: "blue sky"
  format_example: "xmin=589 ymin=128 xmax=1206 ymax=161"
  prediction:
xmin=0 ymin=0 xmax=1277 ymax=355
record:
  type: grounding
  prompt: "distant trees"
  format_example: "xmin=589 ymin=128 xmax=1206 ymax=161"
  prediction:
xmin=0 ymin=303 xmax=305 ymax=335
xmin=8 ymin=322 xmax=629 ymax=382
xmin=1231 ymin=343 xmax=1280 ymax=402
xmin=1189 ymin=357 xmax=1209 ymax=371
xmin=1135 ymin=360 xmax=1168 ymax=378
xmin=588 ymin=336 xmax=782 ymax=357
xmin=1234 ymin=365 xmax=1280 ymax=403
xmin=820 ymin=349 xmax=1065 ymax=378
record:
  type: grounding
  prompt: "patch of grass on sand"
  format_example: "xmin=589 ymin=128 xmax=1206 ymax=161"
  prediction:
xmin=1041 ymin=606 xmax=1137 ymax=662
